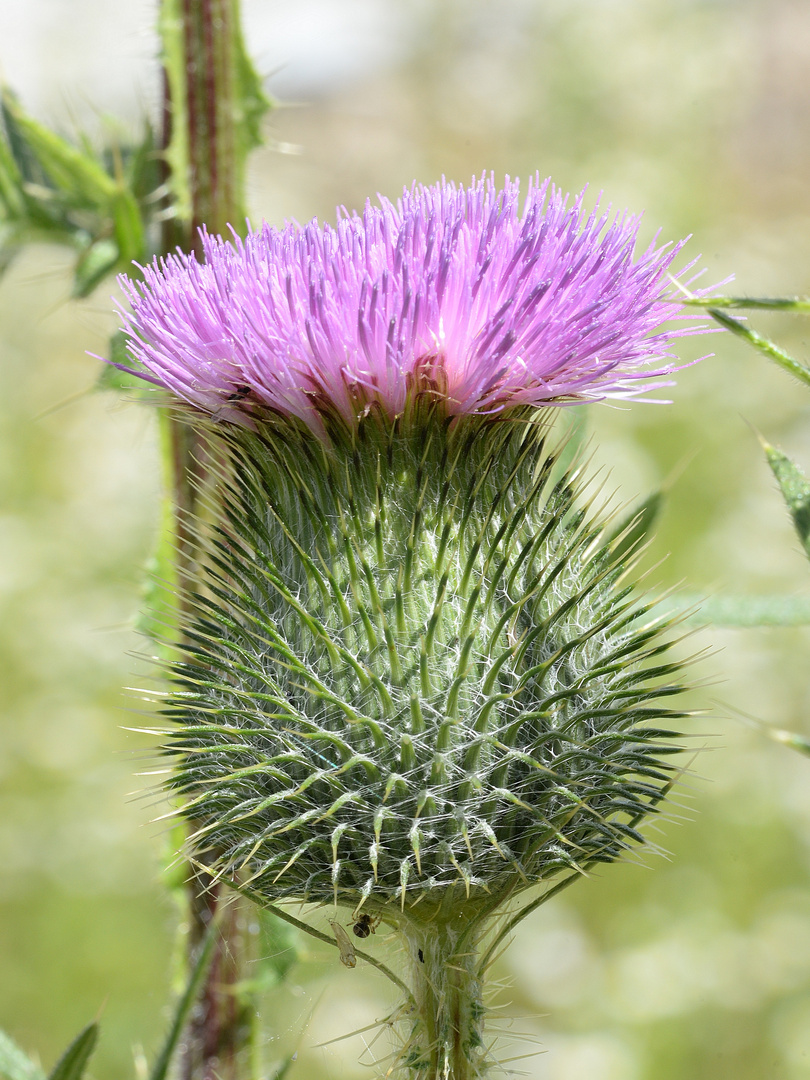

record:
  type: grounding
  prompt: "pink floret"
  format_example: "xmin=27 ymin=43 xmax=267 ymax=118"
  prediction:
xmin=115 ymin=175 xmax=713 ymax=432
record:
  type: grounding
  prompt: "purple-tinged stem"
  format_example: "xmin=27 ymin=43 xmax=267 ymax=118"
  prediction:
xmin=158 ymin=0 xmax=259 ymax=1075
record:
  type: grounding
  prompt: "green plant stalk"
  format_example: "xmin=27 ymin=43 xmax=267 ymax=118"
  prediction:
xmin=387 ymin=891 xmax=516 ymax=1080
xmin=160 ymin=0 xmax=267 ymax=245
xmin=404 ymin=919 xmax=485 ymax=1080
xmin=157 ymin=1 xmax=269 ymax=1076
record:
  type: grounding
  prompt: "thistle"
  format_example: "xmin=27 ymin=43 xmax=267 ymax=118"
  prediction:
xmin=117 ymin=176 xmax=709 ymax=1080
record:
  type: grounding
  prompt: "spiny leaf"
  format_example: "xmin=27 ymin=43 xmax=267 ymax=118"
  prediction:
xmin=0 ymin=106 xmax=26 ymax=218
xmin=762 ymin=440 xmax=810 ymax=560
xmin=0 ymin=89 xmax=148 ymax=293
xmin=681 ymin=294 xmax=810 ymax=313
xmin=708 ymin=307 xmax=810 ymax=389
xmin=46 ymin=1025 xmax=97 ymax=1080
xmin=2 ymin=96 xmax=117 ymax=208
xmin=108 ymin=187 xmax=145 ymax=278
xmin=231 ymin=7 xmax=272 ymax=154
xmin=0 ymin=1030 xmax=46 ymax=1080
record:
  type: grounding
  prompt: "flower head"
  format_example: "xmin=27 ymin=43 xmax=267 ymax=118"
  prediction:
xmin=117 ymin=175 xmax=707 ymax=433
xmin=126 ymin=176 xmax=706 ymax=1079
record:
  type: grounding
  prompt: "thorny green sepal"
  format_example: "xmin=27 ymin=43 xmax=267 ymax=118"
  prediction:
xmin=162 ymin=408 xmax=687 ymax=912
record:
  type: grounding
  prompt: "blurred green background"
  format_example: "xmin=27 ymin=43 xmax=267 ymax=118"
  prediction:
xmin=2 ymin=1 xmax=810 ymax=1078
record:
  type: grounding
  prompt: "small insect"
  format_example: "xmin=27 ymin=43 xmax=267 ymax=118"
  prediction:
xmin=226 ymin=383 xmax=252 ymax=402
xmin=352 ymin=913 xmax=382 ymax=939
xmin=329 ymin=919 xmax=357 ymax=969
xmin=213 ymin=384 xmax=254 ymax=421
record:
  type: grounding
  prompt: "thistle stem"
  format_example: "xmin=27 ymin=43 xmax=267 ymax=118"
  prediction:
xmin=158 ymin=0 xmax=259 ymax=1075
xmin=402 ymin=919 xmax=487 ymax=1080
xmin=179 ymin=0 xmax=240 ymax=246
xmin=181 ymin=877 xmax=246 ymax=1080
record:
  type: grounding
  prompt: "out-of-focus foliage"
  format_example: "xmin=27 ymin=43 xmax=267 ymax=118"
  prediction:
xmin=763 ymin=440 xmax=810 ymax=561
xmin=45 ymin=1025 xmax=97 ymax=1080
xmin=0 ymin=1023 xmax=97 ymax=1080
xmin=0 ymin=91 xmax=153 ymax=295
xmin=0 ymin=1029 xmax=45 ymax=1080
xmin=3 ymin=1 xmax=810 ymax=1079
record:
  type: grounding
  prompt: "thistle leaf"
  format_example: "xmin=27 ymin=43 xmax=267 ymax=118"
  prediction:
xmin=708 ymin=307 xmax=810 ymax=389
xmin=681 ymin=294 xmax=810 ymax=313
xmin=0 ymin=1030 xmax=46 ymax=1080
xmin=762 ymin=440 xmax=810 ymax=560
xmin=0 ymin=108 xmax=25 ymax=218
xmin=2 ymin=97 xmax=117 ymax=209
xmin=0 ymin=89 xmax=148 ymax=293
xmin=232 ymin=11 xmax=272 ymax=155
xmin=108 ymin=188 xmax=145 ymax=284
xmin=46 ymin=1025 xmax=97 ymax=1080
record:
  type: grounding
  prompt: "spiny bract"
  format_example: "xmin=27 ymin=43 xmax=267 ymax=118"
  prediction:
xmin=167 ymin=408 xmax=685 ymax=914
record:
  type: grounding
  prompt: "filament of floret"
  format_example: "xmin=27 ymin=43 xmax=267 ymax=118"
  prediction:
xmin=113 ymin=174 xmax=714 ymax=435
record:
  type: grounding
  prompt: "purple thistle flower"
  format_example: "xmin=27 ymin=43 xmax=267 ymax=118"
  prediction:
xmin=116 ymin=175 xmax=710 ymax=432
